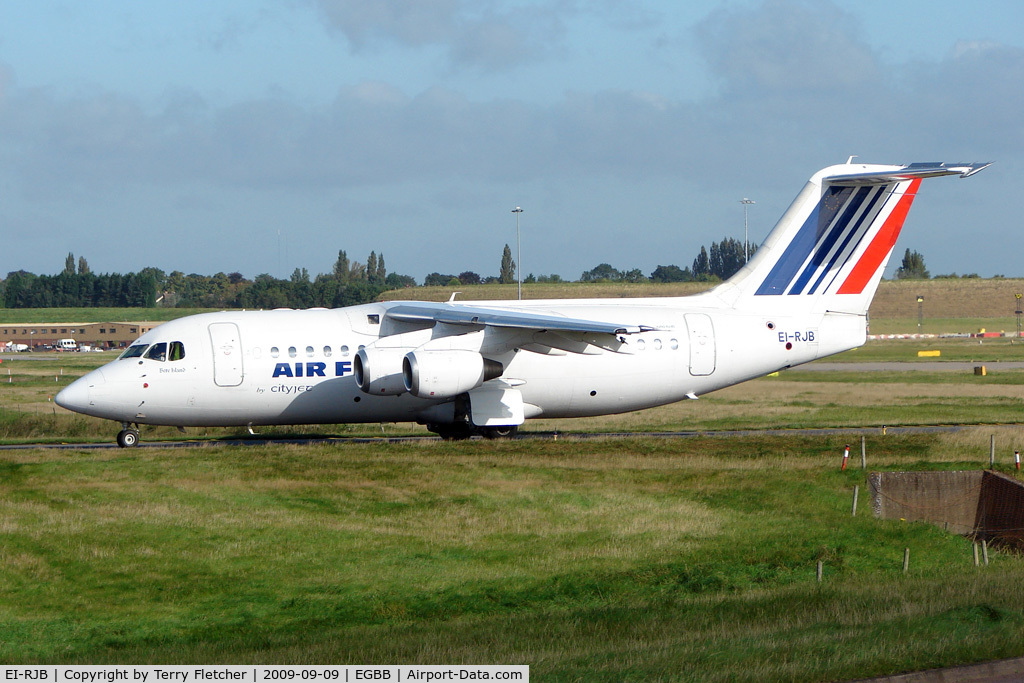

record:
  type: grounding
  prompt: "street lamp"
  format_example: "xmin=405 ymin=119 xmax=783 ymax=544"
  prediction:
xmin=512 ymin=206 xmax=523 ymax=300
xmin=1015 ymin=293 xmax=1022 ymax=340
xmin=739 ymin=198 xmax=755 ymax=262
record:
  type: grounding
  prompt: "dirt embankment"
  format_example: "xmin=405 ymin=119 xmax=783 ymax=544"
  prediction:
xmin=869 ymin=279 xmax=1024 ymax=319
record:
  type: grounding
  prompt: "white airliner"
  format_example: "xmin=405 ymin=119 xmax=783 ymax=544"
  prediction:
xmin=57 ymin=161 xmax=989 ymax=447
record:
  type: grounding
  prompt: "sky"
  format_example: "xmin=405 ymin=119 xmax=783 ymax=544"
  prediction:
xmin=1 ymin=0 xmax=1022 ymax=283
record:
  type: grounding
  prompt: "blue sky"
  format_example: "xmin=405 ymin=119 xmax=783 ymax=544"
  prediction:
xmin=1 ymin=0 xmax=1022 ymax=282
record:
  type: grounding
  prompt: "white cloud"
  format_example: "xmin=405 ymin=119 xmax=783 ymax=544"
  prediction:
xmin=309 ymin=0 xmax=572 ymax=69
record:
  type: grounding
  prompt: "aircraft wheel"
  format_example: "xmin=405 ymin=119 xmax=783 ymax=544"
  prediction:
xmin=431 ymin=424 xmax=473 ymax=441
xmin=483 ymin=425 xmax=519 ymax=440
xmin=117 ymin=428 xmax=140 ymax=448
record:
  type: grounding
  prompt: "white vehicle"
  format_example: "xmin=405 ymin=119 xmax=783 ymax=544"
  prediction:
xmin=56 ymin=161 xmax=990 ymax=447
xmin=3 ymin=342 xmax=29 ymax=353
xmin=57 ymin=338 xmax=78 ymax=351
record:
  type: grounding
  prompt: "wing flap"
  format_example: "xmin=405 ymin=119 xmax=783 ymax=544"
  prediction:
xmin=386 ymin=302 xmax=651 ymax=336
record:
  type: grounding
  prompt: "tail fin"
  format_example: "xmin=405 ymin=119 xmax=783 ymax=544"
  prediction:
xmin=714 ymin=161 xmax=991 ymax=314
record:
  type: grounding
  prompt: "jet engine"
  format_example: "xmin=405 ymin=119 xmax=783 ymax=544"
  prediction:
xmin=403 ymin=350 xmax=503 ymax=399
xmin=353 ymin=347 xmax=409 ymax=395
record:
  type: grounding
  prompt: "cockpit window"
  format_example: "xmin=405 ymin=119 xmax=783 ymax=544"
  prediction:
xmin=120 ymin=344 xmax=149 ymax=359
xmin=144 ymin=342 xmax=168 ymax=362
xmin=169 ymin=341 xmax=186 ymax=361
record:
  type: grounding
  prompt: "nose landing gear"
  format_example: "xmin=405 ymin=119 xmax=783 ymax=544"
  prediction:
xmin=116 ymin=422 xmax=141 ymax=448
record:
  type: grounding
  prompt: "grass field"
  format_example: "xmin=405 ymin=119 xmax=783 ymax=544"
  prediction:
xmin=2 ymin=434 xmax=1024 ymax=681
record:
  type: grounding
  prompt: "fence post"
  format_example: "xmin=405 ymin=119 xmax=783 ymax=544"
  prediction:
xmin=903 ymin=548 xmax=910 ymax=573
xmin=816 ymin=561 xmax=823 ymax=583
xmin=973 ymin=542 xmax=980 ymax=567
xmin=852 ymin=485 xmax=859 ymax=517
xmin=991 ymin=434 xmax=996 ymax=468
xmin=982 ymin=540 xmax=990 ymax=566
xmin=861 ymin=435 xmax=866 ymax=469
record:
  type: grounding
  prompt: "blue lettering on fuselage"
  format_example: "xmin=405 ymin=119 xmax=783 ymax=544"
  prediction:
xmin=272 ymin=361 xmax=352 ymax=378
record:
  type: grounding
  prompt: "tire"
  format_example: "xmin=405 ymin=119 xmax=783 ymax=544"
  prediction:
xmin=483 ymin=425 xmax=519 ymax=440
xmin=432 ymin=424 xmax=473 ymax=441
xmin=117 ymin=429 xmax=140 ymax=448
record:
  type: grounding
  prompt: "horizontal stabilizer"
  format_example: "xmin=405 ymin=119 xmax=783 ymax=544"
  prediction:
xmin=825 ymin=162 xmax=992 ymax=185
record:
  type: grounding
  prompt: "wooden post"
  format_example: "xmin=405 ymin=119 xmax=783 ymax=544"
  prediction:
xmin=816 ymin=560 xmax=823 ymax=583
xmin=861 ymin=435 xmax=866 ymax=469
xmin=852 ymin=485 xmax=859 ymax=517
xmin=973 ymin=542 xmax=980 ymax=567
xmin=982 ymin=540 xmax=989 ymax=566
xmin=903 ymin=548 xmax=910 ymax=573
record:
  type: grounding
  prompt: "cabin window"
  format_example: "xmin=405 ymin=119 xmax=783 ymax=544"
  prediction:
xmin=670 ymin=339 xmax=679 ymax=350
xmin=306 ymin=346 xmax=314 ymax=358
xmin=367 ymin=314 xmax=380 ymax=325
xmin=120 ymin=344 xmax=149 ymax=360
xmin=288 ymin=347 xmax=297 ymax=358
xmin=323 ymin=346 xmax=333 ymax=357
xmin=145 ymin=342 xmax=168 ymax=362
xmin=340 ymin=345 xmax=350 ymax=357
xmin=168 ymin=341 xmax=186 ymax=361
xmin=653 ymin=339 xmax=663 ymax=351
xmin=636 ymin=339 xmax=646 ymax=351
xmin=270 ymin=347 xmax=280 ymax=358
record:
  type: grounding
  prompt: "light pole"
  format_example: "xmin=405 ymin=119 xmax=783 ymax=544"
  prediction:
xmin=512 ymin=206 xmax=523 ymax=300
xmin=739 ymin=198 xmax=755 ymax=262
xmin=1016 ymin=293 xmax=1022 ymax=340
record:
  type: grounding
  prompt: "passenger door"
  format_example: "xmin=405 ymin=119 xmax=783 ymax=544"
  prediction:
xmin=209 ymin=322 xmax=244 ymax=387
xmin=685 ymin=313 xmax=716 ymax=376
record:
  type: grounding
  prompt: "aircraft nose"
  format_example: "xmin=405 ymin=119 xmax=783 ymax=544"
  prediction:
xmin=56 ymin=369 xmax=104 ymax=412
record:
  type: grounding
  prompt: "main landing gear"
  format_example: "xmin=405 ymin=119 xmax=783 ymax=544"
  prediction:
xmin=116 ymin=422 xmax=140 ymax=448
xmin=427 ymin=423 xmax=519 ymax=441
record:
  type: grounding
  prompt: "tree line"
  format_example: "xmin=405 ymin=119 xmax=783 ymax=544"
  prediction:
xmin=0 ymin=236 xmax=760 ymax=309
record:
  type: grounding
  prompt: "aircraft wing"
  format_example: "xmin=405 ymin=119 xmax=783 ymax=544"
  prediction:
xmin=385 ymin=302 xmax=656 ymax=336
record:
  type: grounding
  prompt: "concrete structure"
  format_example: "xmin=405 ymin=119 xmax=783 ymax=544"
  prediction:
xmin=869 ymin=470 xmax=1024 ymax=550
xmin=0 ymin=321 xmax=162 ymax=351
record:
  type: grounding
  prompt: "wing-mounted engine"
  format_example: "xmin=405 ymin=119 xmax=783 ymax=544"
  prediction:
xmin=403 ymin=350 xmax=504 ymax=399
xmin=353 ymin=347 xmax=409 ymax=395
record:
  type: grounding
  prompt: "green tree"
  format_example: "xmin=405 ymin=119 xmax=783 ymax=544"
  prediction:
xmin=77 ymin=256 xmax=90 ymax=275
xmin=580 ymin=263 xmax=622 ymax=282
xmin=64 ymin=253 xmax=75 ymax=275
xmin=333 ymin=250 xmax=350 ymax=283
xmin=709 ymin=237 xmax=747 ymax=280
xmin=692 ymin=247 xmax=710 ymax=279
xmin=499 ymin=244 xmax=516 ymax=284
xmin=425 ymin=272 xmax=459 ymax=287
xmin=366 ymin=252 xmax=379 ymax=284
xmin=650 ymin=264 xmax=692 ymax=282
xmin=895 ymin=249 xmax=930 ymax=279
xmin=385 ymin=272 xmax=417 ymax=288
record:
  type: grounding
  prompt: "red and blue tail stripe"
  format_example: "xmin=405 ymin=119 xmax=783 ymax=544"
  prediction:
xmin=754 ymin=180 xmax=917 ymax=296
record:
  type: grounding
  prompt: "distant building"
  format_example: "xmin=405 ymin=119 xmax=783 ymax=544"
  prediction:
xmin=0 ymin=322 xmax=162 ymax=351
